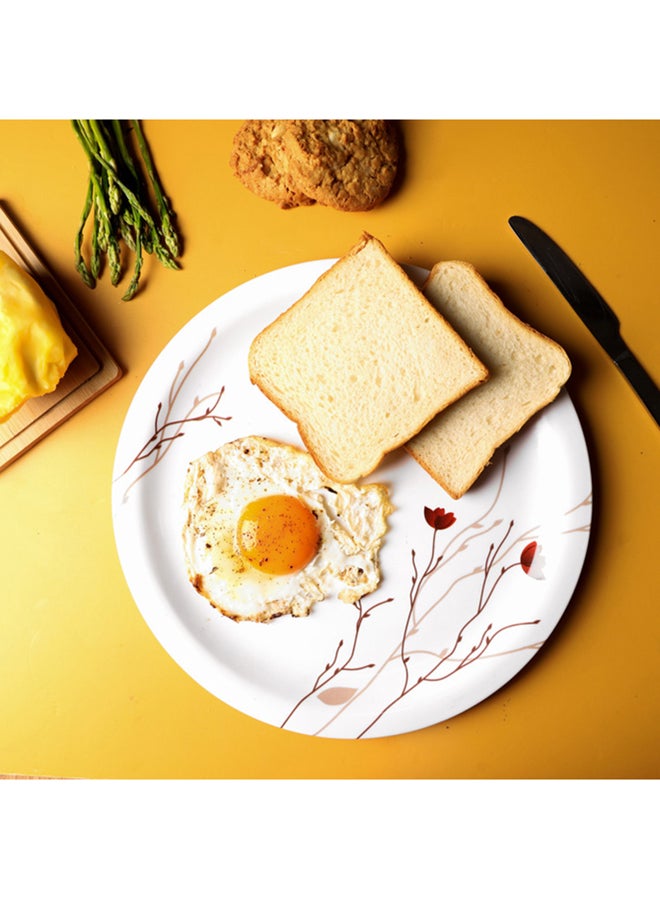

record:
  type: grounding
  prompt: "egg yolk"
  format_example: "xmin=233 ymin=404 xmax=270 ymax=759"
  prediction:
xmin=236 ymin=494 xmax=320 ymax=575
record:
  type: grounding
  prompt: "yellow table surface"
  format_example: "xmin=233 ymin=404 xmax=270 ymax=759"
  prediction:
xmin=0 ymin=119 xmax=658 ymax=779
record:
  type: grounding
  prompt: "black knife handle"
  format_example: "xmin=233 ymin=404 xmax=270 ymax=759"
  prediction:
xmin=613 ymin=344 xmax=660 ymax=426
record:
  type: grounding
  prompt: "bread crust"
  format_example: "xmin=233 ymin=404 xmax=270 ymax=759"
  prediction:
xmin=406 ymin=260 xmax=572 ymax=498
xmin=249 ymin=235 xmax=489 ymax=483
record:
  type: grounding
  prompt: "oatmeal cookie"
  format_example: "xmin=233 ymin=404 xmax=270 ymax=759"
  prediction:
xmin=229 ymin=120 xmax=314 ymax=209
xmin=280 ymin=120 xmax=399 ymax=211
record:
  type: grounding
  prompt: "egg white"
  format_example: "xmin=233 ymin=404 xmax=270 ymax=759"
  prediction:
xmin=182 ymin=435 xmax=392 ymax=622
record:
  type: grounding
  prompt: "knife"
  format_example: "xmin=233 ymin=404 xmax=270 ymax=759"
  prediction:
xmin=509 ymin=215 xmax=660 ymax=427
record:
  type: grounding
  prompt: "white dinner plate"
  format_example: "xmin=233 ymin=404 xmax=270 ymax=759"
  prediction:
xmin=112 ymin=259 xmax=592 ymax=739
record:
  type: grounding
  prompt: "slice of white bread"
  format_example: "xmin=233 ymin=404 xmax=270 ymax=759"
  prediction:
xmin=406 ymin=260 xmax=572 ymax=499
xmin=248 ymin=234 xmax=489 ymax=483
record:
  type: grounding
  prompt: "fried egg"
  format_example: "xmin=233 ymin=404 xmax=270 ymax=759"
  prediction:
xmin=182 ymin=436 xmax=392 ymax=622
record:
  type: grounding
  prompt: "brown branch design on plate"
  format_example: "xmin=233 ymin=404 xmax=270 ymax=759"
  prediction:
xmin=353 ymin=514 xmax=543 ymax=738
xmin=561 ymin=492 xmax=593 ymax=535
xmin=280 ymin=453 xmax=564 ymax=737
xmin=280 ymin=594 xmax=395 ymax=730
xmin=115 ymin=328 xmax=231 ymax=501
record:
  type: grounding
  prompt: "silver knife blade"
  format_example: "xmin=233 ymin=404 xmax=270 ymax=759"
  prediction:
xmin=509 ymin=215 xmax=660 ymax=427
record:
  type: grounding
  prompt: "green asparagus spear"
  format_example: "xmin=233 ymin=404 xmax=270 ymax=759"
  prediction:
xmin=131 ymin=119 xmax=180 ymax=259
xmin=71 ymin=119 xmax=182 ymax=300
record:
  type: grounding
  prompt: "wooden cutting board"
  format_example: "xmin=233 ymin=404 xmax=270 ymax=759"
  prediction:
xmin=0 ymin=203 xmax=122 ymax=471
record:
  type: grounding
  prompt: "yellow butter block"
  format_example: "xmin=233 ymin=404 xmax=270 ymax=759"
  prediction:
xmin=0 ymin=250 xmax=78 ymax=423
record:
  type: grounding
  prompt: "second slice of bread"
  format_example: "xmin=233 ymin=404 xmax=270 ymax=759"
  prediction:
xmin=248 ymin=235 xmax=488 ymax=483
xmin=406 ymin=260 xmax=572 ymax=498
